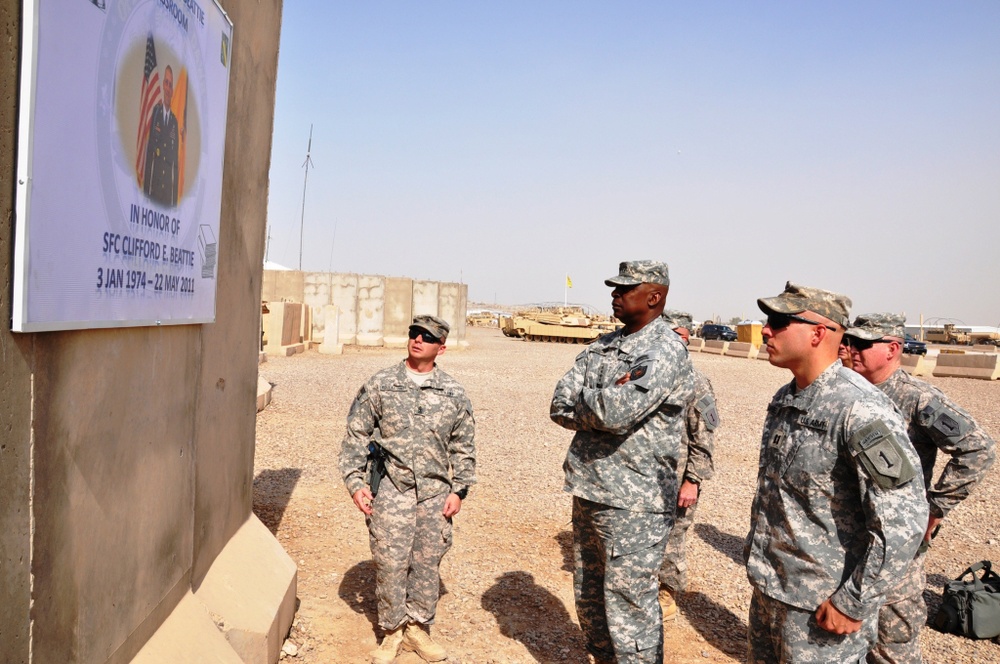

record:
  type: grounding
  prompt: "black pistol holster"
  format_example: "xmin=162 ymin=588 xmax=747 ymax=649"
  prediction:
xmin=366 ymin=440 xmax=387 ymax=497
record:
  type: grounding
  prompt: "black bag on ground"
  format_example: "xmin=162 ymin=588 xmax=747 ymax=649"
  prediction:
xmin=933 ymin=560 xmax=1000 ymax=639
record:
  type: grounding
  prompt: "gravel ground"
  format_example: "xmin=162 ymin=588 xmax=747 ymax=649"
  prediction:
xmin=254 ymin=327 xmax=1000 ymax=663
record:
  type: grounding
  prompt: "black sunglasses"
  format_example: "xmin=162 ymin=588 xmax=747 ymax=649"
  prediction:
xmin=766 ymin=312 xmax=839 ymax=332
xmin=843 ymin=337 xmax=894 ymax=351
xmin=408 ymin=328 xmax=442 ymax=344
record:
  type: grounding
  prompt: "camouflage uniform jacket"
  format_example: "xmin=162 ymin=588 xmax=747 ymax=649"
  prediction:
xmin=878 ymin=368 xmax=995 ymax=518
xmin=681 ymin=368 xmax=718 ymax=485
xmin=551 ymin=316 xmax=695 ymax=513
xmin=340 ymin=361 xmax=476 ymax=500
xmin=744 ymin=363 xmax=928 ymax=620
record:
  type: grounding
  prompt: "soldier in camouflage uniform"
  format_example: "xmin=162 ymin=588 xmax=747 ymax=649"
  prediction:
xmin=551 ymin=261 xmax=695 ymax=664
xmin=656 ymin=310 xmax=718 ymax=622
xmin=745 ymin=283 xmax=928 ymax=663
xmin=340 ymin=315 xmax=476 ymax=664
xmin=845 ymin=313 xmax=996 ymax=664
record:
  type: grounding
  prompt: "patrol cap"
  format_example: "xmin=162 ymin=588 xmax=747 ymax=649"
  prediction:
xmin=604 ymin=260 xmax=670 ymax=287
xmin=757 ymin=281 xmax=851 ymax=328
xmin=409 ymin=314 xmax=449 ymax=342
xmin=661 ymin=309 xmax=693 ymax=331
xmin=846 ymin=312 xmax=906 ymax=341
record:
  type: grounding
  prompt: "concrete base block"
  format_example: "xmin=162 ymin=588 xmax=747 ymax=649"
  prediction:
xmin=933 ymin=353 xmax=1000 ymax=380
xmin=194 ymin=515 xmax=297 ymax=664
xmin=725 ymin=342 xmax=756 ymax=359
xmin=256 ymin=377 xmax=273 ymax=412
xmin=687 ymin=338 xmax=704 ymax=353
xmin=973 ymin=344 xmax=999 ymax=353
xmin=703 ymin=340 xmax=729 ymax=355
xmin=356 ymin=332 xmax=385 ymax=347
xmin=383 ymin=335 xmax=409 ymax=348
xmin=131 ymin=591 xmax=245 ymax=664
xmin=258 ymin=351 xmax=267 ymax=365
xmin=900 ymin=354 xmax=932 ymax=377
xmin=318 ymin=341 xmax=343 ymax=355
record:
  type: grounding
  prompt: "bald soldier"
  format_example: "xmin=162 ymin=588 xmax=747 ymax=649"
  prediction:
xmin=657 ymin=310 xmax=718 ymax=621
xmin=745 ymin=283 xmax=928 ymax=663
xmin=551 ymin=261 xmax=694 ymax=664
xmin=845 ymin=313 xmax=996 ymax=664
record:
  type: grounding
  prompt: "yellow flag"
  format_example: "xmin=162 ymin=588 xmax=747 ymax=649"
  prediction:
xmin=566 ymin=275 xmax=573 ymax=288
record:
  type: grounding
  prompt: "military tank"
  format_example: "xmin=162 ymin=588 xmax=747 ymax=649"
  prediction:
xmin=501 ymin=307 xmax=621 ymax=344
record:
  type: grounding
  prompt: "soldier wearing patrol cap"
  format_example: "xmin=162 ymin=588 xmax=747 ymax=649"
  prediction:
xmin=656 ymin=310 xmax=719 ymax=623
xmin=551 ymin=261 xmax=695 ymax=664
xmin=844 ymin=313 xmax=996 ymax=664
xmin=340 ymin=314 xmax=476 ymax=664
xmin=745 ymin=282 xmax=928 ymax=663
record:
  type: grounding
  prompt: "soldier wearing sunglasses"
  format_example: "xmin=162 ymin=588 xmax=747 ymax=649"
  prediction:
xmin=844 ymin=313 xmax=995 ymax=664
xmin=340 ymin=314 xmax=476 ymax=664
xmin=745 ymin=283 xmax=927 ymax=664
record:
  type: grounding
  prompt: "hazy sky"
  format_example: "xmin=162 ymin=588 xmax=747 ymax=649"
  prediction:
xmin=265 ymin=2 xmax=1000 ymax=325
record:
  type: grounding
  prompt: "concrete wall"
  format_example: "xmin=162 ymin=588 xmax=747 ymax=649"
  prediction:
xmin=0 ymin=1 xmax=289 ymax=661
xmin=262 ymin=271 xmax=469 ymax=347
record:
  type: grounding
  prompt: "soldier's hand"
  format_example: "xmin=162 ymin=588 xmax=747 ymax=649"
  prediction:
xmin=925 ymin=514 xmax=944 ymax=543
xmin=677 ymin=480 xmax=699 ymax=508
xmin=815 ymin=598 xmax=862 ymax=634
xmin=442 ymin=493 xmax=462 ymax=518
xmin=353 ymin=488 xmax=374 ymax=515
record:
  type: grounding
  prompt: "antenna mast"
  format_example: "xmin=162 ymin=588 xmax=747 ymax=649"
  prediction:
xmin=298 ymin=124 xmax=315 ymax=270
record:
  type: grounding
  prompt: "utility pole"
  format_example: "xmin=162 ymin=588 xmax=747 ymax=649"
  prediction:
xmin=298 ymin=124 xmax=314 ymax=271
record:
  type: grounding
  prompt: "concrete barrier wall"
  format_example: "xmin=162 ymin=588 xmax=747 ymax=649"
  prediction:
xmin=725 ymin=342 xmax=757 ymax=359
xmin=357 ymin=275 xmax=386 ymax=347
xmin=901 ymin=353 xmax=932 ymax=377
xmin=332 ymin=273 xmax=359 ymax=345
xmin=384 ymin=277 xmax=414 ymax=348
xmin=0 ymin=3 xmax=292 ymax=661
xmin=703 ymin=340 xmax=729 ymax=355
xmin=933 ymin=353 xmax=1000 ymax=380
xmin=262 ymin=271 xmax=468 ymax=347
xmin=687 ymin=338 xmax=704 ymax=353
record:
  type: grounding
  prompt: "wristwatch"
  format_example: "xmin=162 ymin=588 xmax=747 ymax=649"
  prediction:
xmin=454 ymin=486 xmax=469 ymax=500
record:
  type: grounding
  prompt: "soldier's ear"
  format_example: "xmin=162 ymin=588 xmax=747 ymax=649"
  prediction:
xmin=436 ymin=344 xmax=447 ymax=358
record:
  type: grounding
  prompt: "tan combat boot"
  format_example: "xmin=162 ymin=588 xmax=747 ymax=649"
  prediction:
xmin=659 ymin=587 xmax=677 ymax=622
xmin=401 ymin=622 xmax=447 ymax=662
xmin=370 ymin=626 xmax=404 ymax=664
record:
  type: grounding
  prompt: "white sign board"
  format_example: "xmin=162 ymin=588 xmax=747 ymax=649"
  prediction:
xmin=12 ymin=0 xmax=233 ymax=331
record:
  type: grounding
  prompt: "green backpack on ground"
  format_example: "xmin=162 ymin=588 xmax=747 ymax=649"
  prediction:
xmin=933 ymin=560 xmax=1000 ymax=640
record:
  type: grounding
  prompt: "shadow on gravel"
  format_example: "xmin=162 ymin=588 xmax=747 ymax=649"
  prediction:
xmin=555 ymin=530 xmax=574 ymax=573
xmin=924 ymin=573 xmax=950 ymax=627
xmin=683 ymin=591 xmax=748 ymax=659
xmin=252 ymin=467 xmax=302 ymax=534
xmin=340 ymin=560 xmax=380 ymax=631
xmin=694 ymin=523 xmax=744 ymax=565
xmin=340 ymin=560 xmax=451 ymax=635
xmin=482 ymin=571 xmax=587 ymax=663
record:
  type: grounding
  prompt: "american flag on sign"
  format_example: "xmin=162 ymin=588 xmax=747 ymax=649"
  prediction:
xmin=135 ymin=33 xmax=160 ymax=187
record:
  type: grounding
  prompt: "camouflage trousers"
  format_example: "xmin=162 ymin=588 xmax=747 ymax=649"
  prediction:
xmin=867 ymin=550 xmax=927 ymax=664
xmin=748 ymin=588 xmax=876 ymax=664
xmin=658 ymin=499 xmax=698 ymax=592
xmin=367 ymin=478 xmax=452 ymax=631
xmin=573 ymin=497 xmax=670 ymax=664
